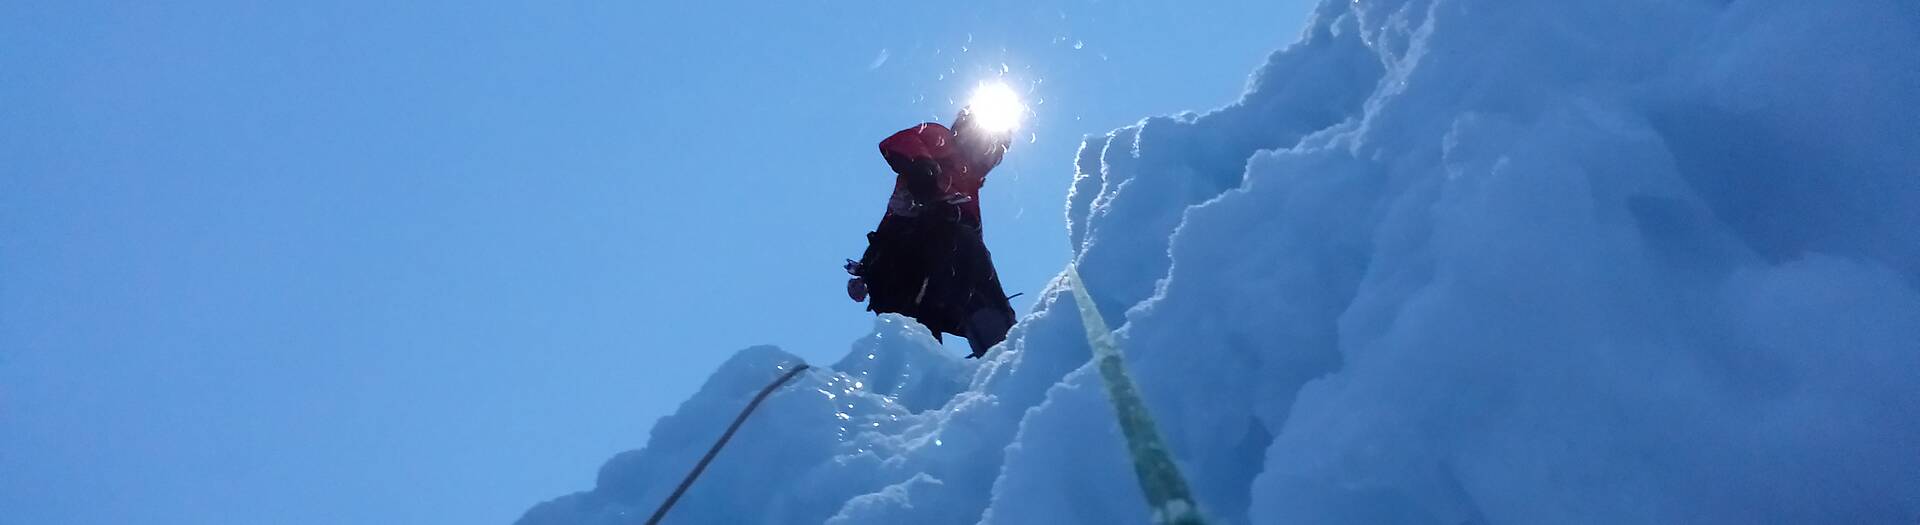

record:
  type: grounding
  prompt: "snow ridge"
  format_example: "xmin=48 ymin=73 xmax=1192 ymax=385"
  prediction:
xmin=523 ymin=0 xmax=1920 ymax=523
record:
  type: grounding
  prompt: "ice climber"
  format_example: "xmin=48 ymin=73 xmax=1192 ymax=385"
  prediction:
xmin=845 ymin=103 xmax=1019 ymax=359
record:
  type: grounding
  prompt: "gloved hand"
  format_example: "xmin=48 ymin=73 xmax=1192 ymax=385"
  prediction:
xmin=846 ymin=278 xmax=868 ymax=302
xmin=887 ymin=158 xmax=942 ymax=204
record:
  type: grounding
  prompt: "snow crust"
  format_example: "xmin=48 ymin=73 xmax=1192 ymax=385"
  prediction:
xmin=522 ymin=1 xmax=1920 ymax=523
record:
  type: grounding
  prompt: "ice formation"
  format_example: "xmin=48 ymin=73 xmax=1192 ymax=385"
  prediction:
xmin=522 ymin=0 xmax=1920 ymax=523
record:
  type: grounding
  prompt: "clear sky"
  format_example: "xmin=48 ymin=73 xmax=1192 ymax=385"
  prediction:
xmin=0 ymin=1 xmax=1311 ymax=523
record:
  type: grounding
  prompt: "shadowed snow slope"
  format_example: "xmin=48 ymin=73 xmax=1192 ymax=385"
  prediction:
xmin=521 ymin=1 xmax=1920 ymax=523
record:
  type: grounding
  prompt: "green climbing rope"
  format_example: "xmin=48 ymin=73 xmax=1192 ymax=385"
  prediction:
xmin=1066 ymin=265 xmax=1207 ymax=525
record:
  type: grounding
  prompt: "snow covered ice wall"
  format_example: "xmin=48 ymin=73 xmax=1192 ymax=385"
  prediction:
xmin=521 ymin=0 xmax=1920 ymax=523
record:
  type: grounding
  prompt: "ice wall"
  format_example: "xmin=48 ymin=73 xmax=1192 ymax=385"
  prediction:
xmin=523 ymin=0 xmax=1920 ymax=523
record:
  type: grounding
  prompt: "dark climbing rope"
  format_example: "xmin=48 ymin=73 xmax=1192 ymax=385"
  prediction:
xmin=644 ymin=362 xmax=811 ymax=525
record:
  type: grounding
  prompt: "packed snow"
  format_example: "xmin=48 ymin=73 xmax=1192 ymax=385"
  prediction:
xmin=521 ymin=0 xmax=1920 ymax=523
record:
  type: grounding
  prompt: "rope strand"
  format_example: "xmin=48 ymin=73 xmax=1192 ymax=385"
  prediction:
xmin=644 ymin=362 xmax=811 ymax=525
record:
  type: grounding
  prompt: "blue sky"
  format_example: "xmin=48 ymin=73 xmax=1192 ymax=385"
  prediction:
xmin=0 ymin=1 xmax=1310 ymax=523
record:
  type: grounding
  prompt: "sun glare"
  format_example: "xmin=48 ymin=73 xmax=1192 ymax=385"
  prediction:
xmin=967 ymin=82 xmax=1026 ymax=134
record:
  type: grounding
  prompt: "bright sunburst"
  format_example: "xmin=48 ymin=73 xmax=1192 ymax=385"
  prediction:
xmin=967 ymin=82 xmax=1026 ymax=134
